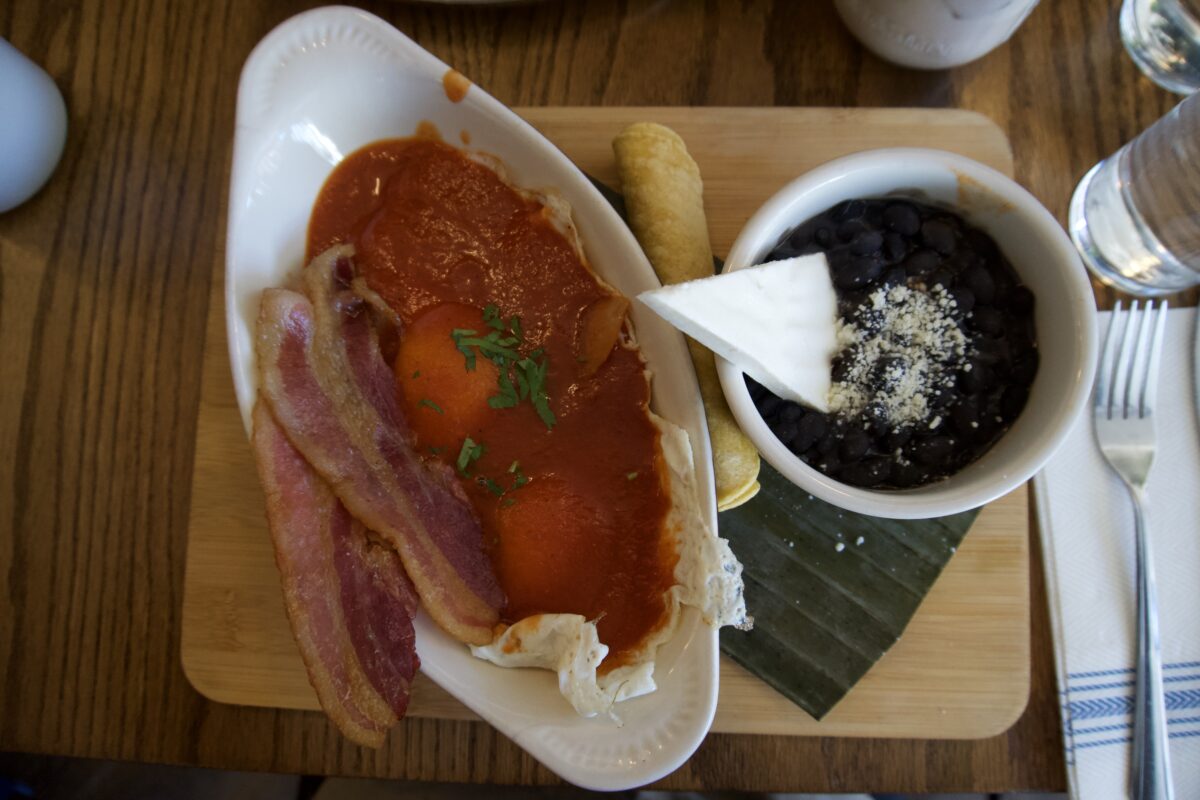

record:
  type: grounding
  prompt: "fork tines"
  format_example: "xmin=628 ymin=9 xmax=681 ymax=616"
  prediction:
xmin=1095 ymin=300 xmax=1169 ymax=421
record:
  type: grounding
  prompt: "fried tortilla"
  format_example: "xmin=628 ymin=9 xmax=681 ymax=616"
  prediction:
xmin=613 ymin=122 xmax=760 ymax=510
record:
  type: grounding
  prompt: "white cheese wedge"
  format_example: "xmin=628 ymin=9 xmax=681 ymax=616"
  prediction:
xmin=637 ymin=253 xmax=839 ymax=411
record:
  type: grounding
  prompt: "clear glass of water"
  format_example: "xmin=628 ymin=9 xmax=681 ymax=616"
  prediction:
xmin=1069 ymin=91 xmax=1200 ymax=296
xmin=1121 ymin=0 xmax=1200 ymax=94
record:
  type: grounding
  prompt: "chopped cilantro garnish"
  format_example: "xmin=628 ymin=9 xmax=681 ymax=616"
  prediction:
xmin=502 ymin=497 xmax=516 ymax=508
xmin=452 ymin=329 xmax=521 ymax=368
xmin=626 ymin=471 xmax=639 ymax=480
xmin=456 ymin=437 xmax=484 ymax=477
xmin=418 ymin=398 xmax=444 ymax=414
xmin=451 ymin=327 xmax=479 ymax=370
xmin=488 ymin=370 xmax=519 ymax=409
xmin=411 ymin=370 xmax=420 ymax=379
xmin=429 ymin=446 xmax=444 ymax=455
xmin=518 ymin=356 xmax=556 ymax=428
xmin=482 ymin=304 xmax=505 ymax=331
xmin=507 ymin=461 xmax=530 ymax=491
xmin=478 ymin=476 xmax=506 ymax=496
xmin=450 ymin=306 xmax=556 ymax=430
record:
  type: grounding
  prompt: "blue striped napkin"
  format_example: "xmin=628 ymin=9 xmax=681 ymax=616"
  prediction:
xmin=1035 ymin=307 xmax=1200 ymax=800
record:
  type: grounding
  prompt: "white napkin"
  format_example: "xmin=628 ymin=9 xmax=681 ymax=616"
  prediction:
xmin=1035 ymin=307 xmax=1200 ymax=800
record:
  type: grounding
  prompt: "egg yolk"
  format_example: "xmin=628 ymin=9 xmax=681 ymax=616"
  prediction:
xmin=488 ymin=478 xmax=615 ymax=619
xmin=395 ymin=303 xmax=500 ymax=451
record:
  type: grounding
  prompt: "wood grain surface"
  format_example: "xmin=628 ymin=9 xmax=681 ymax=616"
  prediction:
xmin=183 ymin=106 xmax=1030 ymax=741
xmin=0 ymin=0 xmax=1186 ymax=793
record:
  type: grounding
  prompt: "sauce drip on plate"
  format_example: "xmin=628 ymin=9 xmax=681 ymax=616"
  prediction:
xmin=441 ymin=69 xmax=471 ymax=103
xmin=308 ymin=139 xmax=676 ymax=668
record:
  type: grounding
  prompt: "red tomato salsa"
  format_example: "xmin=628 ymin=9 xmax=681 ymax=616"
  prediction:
xmin=308 ymin=138 xmax=677 ymax=668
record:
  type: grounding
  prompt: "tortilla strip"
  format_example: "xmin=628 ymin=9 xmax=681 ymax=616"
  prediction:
xmin=613 ymin=122 xmax=760 ymax=510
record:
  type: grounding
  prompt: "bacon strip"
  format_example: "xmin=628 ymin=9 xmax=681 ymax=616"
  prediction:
xmin=256 ymin=246 xmax=504 ymax=645
xmin=251 ymin=401 xmax=396 ymax=746
xmin=331 ymin=520 xmax=420 ymax=720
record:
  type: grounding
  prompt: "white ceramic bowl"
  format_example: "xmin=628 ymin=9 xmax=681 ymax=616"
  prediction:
xmin=225 ymin=7 xmax=717 ymax=790
xmin=718 ymin=148 xmax=1098 ymax=519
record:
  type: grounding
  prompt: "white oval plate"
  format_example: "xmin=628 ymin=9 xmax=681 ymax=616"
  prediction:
xmin=225 ymin=6 xmax=719 ymax=791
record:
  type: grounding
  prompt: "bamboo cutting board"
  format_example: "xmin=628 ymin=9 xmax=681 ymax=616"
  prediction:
xmin=182 ymin=107 xmax=1030 ymax=739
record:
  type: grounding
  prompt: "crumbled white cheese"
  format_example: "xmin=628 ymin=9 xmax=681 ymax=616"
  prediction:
xmin=835 ymin=542 xmax=845 ymax=553
xmin=829 ymin=284 xmax=968 ymax=429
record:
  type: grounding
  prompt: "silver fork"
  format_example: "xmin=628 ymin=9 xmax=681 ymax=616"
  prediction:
xmin=1094 ymin=299 xmax=1172 ymax=800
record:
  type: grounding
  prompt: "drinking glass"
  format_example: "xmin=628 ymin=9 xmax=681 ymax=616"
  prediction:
xmin=1069 ymin=91 xmax=1200 ymax=296
xmin=1121 ymin=0 xmax=1200 ymax=94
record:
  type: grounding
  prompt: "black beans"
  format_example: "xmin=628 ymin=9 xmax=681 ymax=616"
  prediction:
xmin=1000 ymin=385 xmax=1029 ymax=418
xmin=902 ymin=249 xmax=940 ymax=277
xmin=770 ymin=419 xmax=798 ymax=445
xmin=749 ymin=196 xmax=1037 ymax=489
xmin=883 ymin=232 xmax=909 ymax=262
xmin=850 ymin=230 xmax=884 ymax=255
xmin=780 ymin=402 xmax=804 ymax=422
xmin=889 ymin=461 xmax=929 ymax=488
xmin=883 ymin=202 xmax=921 ymax=236
xmin=1012 ymin=353 xmax=1039 ymax=386
xmin=920 ymin=220 xmax=957 ymax=255
xmin=929 ymin=269 xmax=955 ymax=290
xmin=971 ymin=306 xmax=1004 ymax=336
xmin=951 ymin=397 xmax=981 ymax=435
xmin=757 ymin=394 xmax=782 ymax=417
xmin=792 ymin=413 xmax=827 ymax=453
xmin=885 ymin=427 xmax=913 ymax=451
xmin=910 ymin=435 xmax=957 ymax=465
xmin=839 ymin=429 xmax=871 ymax=463
xmin=960 ymin=360 xmax=994 ymax=394
xmin=837 ymin=218 xmax=871 ymax=242
xmin=881 ymin=266 xmax=906 ymax=288
xmin=948 ymin=285 xmax=975 ymax=314
xmin=1007 ymin=285 xmax=1035 ymax=315
xmin=830 ymin=199 xmax=866 ymax=222
xmin=960 ymin=264 xmax=996 ymax=306
xmin=841 ymin=457 xmax=891 ymax=487
xmin=833 ymin=256 xmax=883 ymax=290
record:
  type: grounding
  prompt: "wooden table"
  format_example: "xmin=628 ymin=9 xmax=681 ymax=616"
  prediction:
xmin=0 ymin=0 xmax=1183 ymax=793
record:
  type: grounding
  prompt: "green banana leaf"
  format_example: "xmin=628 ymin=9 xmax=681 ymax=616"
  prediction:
xmin=719 ymin=462 xmax=977 ymax=719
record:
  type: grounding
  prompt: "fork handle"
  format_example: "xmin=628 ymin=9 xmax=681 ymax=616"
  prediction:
xmin=1130 ymin=488 xmax=1173 ymax=800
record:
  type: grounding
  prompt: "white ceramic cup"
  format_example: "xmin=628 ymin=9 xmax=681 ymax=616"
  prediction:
xmin=0 ymin=38 xmax=67 ymax=213
xmin=835 ymin=0 xmax=1040 ymax=70
xmin=718 ymin=148 xmax=1098 ymax=519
